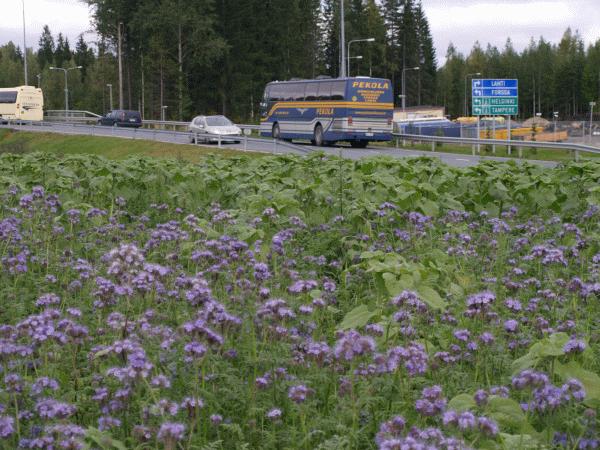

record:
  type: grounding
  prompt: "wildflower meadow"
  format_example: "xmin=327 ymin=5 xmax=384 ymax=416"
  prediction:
xmin=0 ymin=152 xmax=599 ymax=449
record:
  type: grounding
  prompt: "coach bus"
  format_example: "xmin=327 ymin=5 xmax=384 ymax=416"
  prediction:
xmin=259 ymin=77 xmax=393 ymax=148
xmin=0 ymin=86 xmax=44 ymax=122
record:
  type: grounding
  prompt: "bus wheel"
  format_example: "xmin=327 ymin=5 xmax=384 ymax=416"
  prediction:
xmin=350 ymin=140 xmax=369 ymax=148
xmin=313 ymin=124 xmax=324 ymax=147
xmin=272 ymin=123 xmax=281 ymax=140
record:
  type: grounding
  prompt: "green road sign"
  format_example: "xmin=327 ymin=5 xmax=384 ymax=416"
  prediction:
xmin=472 ymin=105 xmax=519 ymax=115
xmin=472 ymin=97 xmax=518 ymax=107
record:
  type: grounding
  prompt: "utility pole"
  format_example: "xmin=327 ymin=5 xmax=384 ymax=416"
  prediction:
xmin=107 ymin=84 xmax=113 ymax=110
xmin=49 ymin=66 xmax=82 ymax=119
xmin=22 ymin=0 xmax=28 ymax=85
xmin=339 ymin=0 xmax=346 ymax=78
xmin=118 ymin=22 xmax=124 ymax=109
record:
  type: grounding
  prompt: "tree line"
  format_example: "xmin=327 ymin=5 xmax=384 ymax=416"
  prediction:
xmin=0 ymin=0 xmax=598 ymax=122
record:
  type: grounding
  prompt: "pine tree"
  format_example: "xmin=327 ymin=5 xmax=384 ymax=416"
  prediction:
xmin=74 ymin=34 xmax=94 ymax=82
xmin=414 ymin=1 xmax=436 ymax=105
xmin=37 ymin=25 xmax=55 ymax=70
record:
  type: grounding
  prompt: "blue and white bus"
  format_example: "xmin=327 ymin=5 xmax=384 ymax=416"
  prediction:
xmin=259 ymin=77 xmax=394 ymax=148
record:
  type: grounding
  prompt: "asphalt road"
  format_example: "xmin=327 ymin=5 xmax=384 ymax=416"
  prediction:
xmin=1 ymin=122 xmax=558 ymax=168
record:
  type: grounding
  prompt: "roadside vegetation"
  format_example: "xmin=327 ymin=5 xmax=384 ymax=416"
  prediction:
xmin=0 ymin=129 xmax=264 ymax=161
xmin=0 ymin=152 xmax=599 ymax=449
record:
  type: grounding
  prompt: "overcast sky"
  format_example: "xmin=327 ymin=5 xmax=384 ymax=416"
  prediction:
xmin=1 ymin=0 xmax=599 ymax=66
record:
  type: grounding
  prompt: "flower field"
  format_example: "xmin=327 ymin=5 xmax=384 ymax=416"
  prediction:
xmin=0 ymin=152 xmax=599 ymax=449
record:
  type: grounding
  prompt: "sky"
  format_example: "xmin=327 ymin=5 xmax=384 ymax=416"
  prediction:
xmin=1 ymin=0 xmax=599 ymax=66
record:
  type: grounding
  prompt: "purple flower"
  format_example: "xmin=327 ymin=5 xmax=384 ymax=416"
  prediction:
xmin=333 ymin=330 xmax=376 ymax=361
xmin=415 ymin=385 xmax=446 ymax=417
xmin=266 ymin=408 xmax=282 ymax=420
xmin=504 ymin=319 xmax=519 ymax=332
xmin=0 ymin=416 xmax=14 ymax=438
xmin=288 ymin=385 xmax=314 ymax=404
xmin=564 ymin=339 xmax=586 ymax=355
xmin=157 ymin=422 xmax=185 ymax=444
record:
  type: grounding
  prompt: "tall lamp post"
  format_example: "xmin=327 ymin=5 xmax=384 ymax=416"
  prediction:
xmin=464 ymin=72 xmax=481 ymax=117
xmin=402 ymin=66 xmax=419 ymax=112
xmin=590 ymin=102 xmax=596 ymax=144
xmin=347 ymin=38 xmax=375 ymax=77
xmin=553 ymin=111 xmax=558 ymax=141
xmin=49 ymin=66 xmax=82 ymax=119
xmin=22 ymin=0 xmax=28 ymax=85
xmin=107 ymin=84 xmax=113 ymax=111
xmin=161 ymin=105 xmax=168 ymax=122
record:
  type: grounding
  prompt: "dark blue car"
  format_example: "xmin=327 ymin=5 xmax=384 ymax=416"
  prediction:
xmin=98 ymin=110 xmax=142 ymax=128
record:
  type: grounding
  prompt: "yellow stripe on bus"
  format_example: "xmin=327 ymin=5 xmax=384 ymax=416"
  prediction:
xmin=266 ymin=101 xmax=393 ymax=117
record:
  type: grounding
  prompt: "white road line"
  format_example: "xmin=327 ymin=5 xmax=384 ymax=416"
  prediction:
xmin=455 ymin=158 xmax=471 ymax=162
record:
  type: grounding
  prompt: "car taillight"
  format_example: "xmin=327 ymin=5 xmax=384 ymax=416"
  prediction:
xmin=348 ymin=116 xmax=353 ymax=125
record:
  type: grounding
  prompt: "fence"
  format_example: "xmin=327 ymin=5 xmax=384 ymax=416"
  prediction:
xmin=397 ymin=119 xmax=600 ymax=148
xmin=392 ymin=131 xmax=600 ymax=162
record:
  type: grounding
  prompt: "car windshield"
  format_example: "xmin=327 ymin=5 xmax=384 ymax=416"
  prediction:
xmin=205 ymin=116 xmax=232 ymax=127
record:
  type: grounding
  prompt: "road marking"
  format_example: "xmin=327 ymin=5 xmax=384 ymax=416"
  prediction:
xmin=455 ymin=158 xmax=471 ymax=162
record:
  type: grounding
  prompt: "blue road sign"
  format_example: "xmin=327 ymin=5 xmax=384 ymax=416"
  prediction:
xmin=472 ymin=79 xmax=518 ymax=89
xmin=472 ymin=88 xmax=518 ymax=97
xmin=471 ymin=79 xmax=519 ymax=116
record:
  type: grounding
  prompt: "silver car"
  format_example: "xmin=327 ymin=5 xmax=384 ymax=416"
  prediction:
xmin=188 ymin=115 xmax=242 ymax=144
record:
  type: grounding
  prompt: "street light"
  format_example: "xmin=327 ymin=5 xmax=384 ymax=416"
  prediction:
xmin=464 ymin=72 xmax=481 ymax=117
xmin=106 ymin=84 xmax=113 ymax=111
xmin=36 ymin=73 xmax=41 ymax=88
xmin=347 ymin=38 xmax=375 ymax=77
xmin=49 ymin=66 xmax=82 ymax=118
xmin=347 ymin=55 xmax=363 ymax=74
xmin=22 ymin=0 xmax=28 ymax=85
xmin=161 ymin=105 xmax=168 ymax=122
xmin=553 ymin=112 xmax=558 ymax=140
xmin=590 ymin=102 xmax=596 ymax=143
xmin=401 ymin=66 xmax=419 ymax=112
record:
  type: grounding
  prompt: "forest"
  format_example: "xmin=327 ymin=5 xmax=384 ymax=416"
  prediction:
xmin=0 ymin=0 xmax=598 ymax=122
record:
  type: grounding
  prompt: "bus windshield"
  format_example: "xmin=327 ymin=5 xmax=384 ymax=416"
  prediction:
xmin=0 ymin=91 xmax=18 ymax=104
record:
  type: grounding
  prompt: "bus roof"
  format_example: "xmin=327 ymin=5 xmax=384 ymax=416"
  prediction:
xmin=0 ymin=86 xmax=42 ymax=92
xmin=266 ymin=77 xmax=390 ymax=85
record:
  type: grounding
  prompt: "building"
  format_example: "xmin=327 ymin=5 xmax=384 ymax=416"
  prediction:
xmin=393 ymin=105 xmax=445 ymax=122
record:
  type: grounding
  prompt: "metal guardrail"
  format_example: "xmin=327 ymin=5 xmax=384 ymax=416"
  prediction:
xmin=393 ymin=133 xmax=600 ymax=161
xmin=0 ymin=120 xmax=308 ymax=155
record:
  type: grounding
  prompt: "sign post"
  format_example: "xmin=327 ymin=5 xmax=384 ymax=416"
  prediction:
xmin=472 ymin=79 xmax=519 ymax=155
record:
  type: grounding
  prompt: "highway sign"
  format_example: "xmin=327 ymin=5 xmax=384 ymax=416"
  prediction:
xmin=472 ymin=79 xmax=518 ymax=116
xmin=473 ymin=106 xmax=519 ymax=115
xmin=472 ymin=79 xmax=518 ymax=89
xmin=472 ymin=97 xmax=518 ymax=106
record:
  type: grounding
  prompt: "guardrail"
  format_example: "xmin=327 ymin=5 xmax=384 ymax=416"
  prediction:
xmin=393 ymin=133 xmax=600 ymax=161
xmin=0 ymin=119 xmax=308 ymax=155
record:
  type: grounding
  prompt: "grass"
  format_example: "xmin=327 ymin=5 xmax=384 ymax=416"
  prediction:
xmin=0 ymin=128 xmax=266 ymax=162
xmin=375 ymin=139 xmax=600 ymax=162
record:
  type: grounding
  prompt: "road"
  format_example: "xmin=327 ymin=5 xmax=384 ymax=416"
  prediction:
xmin=1 ymin=122 xmax=558 ymax=168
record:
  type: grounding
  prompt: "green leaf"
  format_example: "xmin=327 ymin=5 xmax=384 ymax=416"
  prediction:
xmin=418 ymin=198 xmax=440 ymax=217
xmin=337 ymin=305 xmax=378 ymax=331
xmin=555 ymin=361 xmax=600 ymax=407
xmin=447 ymin=393 xmax=476 ymax=412
xmin=84 ymin=427 xmax=128 ymax=450
xmin=417 ymin=286 xmax=446 ymax=310
xmin=499 ymin=433 xmax=540 ymax=450
xmin=487 ymin=396 xmax=535 ymax=434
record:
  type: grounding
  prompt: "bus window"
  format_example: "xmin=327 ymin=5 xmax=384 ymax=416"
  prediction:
xmin=331 ymin=81 xmax=346 ymax=101
xmin=270 ymin=85 xmax=285 ymax=102
xmin=283 ymin=84 xmax=296 ymax=101
xmin=305 ymin=83 xmax=318 ymax=101
xmin=293 ymin=84 xmax=306 ymax=101
xmin=0 ymin=91 xmax=18 ymax=104
xmin=317 ymin=82 xmax=333 ymax=101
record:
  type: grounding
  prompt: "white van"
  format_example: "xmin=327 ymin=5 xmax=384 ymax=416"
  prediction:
xmin=0 ymin=86 xmax=44 ymax=122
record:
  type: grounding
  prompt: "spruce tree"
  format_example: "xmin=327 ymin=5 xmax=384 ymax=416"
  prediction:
xmin=37 ymin=25 xmax=55 ymax=70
